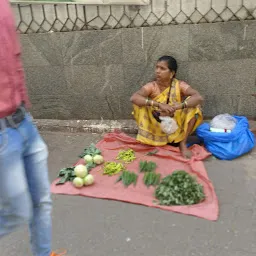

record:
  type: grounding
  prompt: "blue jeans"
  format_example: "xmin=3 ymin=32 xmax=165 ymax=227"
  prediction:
xmin=0 ymin=113 xmax=52 ymax=256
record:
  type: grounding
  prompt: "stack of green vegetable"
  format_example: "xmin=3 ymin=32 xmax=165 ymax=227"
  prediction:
xmin=116 ymin=170 xmax=138 ymax=187
xmin=72 ymin=164 xmax=95 ymax=188
xmin=79 ymin=143 xmax=104 ymax=165
xmin=138 ymin=160 xmax=160 ymax=187
xmin=103 ymin=162 xmax=124 ymax=176
xmin=57 ymin=164 xmax=95 ymax=188
xmin=56 ymin=167 xmax=76 ymax=185
xmin=139 ymin=161 xmax=157 ymax=172
xmin=155 ymin=170 xmax=205 ymax=206
xmin=56 ymin=144 xmax=104 ymax=186
xmin=116 ymin=149 xmax=136 ymax=163
xmin=143 ymin=172 xmax=161 ymax=187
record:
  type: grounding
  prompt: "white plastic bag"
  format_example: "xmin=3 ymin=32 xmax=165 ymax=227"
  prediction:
xmin=159 ymin=116 xmax=178 ymax=135
xmin=210 ymin=114 xmax=237 ymax=130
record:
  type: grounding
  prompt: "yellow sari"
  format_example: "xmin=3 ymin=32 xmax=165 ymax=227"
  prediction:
xmin=133 ymin=79 xmax=203 ymax=146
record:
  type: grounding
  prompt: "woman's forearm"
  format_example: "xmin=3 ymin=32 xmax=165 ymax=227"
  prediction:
xmin=130 ymin=93 xmax=159 ymax=108
xmin=185 ymin=94 xmax=203 ymax=108
xmin=130 ymin=93 xmax=147 ymax=106
xmin=175 ymin=94 xmax=204 ymax=110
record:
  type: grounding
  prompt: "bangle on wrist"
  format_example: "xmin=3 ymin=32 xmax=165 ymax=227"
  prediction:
xmin=145 ymin=98 xmax=149 ymax=106
xmin=182 ymin=100 xmax=188 ymax=109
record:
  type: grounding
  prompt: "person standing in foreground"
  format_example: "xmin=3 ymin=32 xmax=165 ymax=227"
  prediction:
xmin=0 ymin=1 xmax=66 ymax=255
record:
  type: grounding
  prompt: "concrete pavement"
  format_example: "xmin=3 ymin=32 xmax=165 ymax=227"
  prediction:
xmin=0 ymin=131 xmax=256 ymax=256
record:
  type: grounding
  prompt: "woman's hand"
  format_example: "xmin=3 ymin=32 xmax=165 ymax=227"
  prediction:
xmin=158 ymin=103 xmax=176 ymax=116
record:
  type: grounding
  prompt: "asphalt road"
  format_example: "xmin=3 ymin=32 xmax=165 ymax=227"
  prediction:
xmin=0 ymin=131 xmax=256 ymax=256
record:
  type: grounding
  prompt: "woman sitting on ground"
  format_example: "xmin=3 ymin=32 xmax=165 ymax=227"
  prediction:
xmin=130 ymin=55 xmax=204 ymax=158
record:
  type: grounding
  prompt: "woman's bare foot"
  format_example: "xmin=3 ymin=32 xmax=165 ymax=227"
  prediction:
xmin=179 ymin=141 xmax=192 ymax=159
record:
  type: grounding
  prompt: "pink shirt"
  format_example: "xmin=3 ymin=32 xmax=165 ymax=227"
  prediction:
xmin=0 ymin=0 xmax=29 ymax=118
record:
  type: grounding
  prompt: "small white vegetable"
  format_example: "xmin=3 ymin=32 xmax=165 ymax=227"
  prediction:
xmin=73 ymin=177 xmax=84 ymax=188
xmin=74 ymin=164 xmax=88 ymax=178
xmin=83 ymin=174 xmax=94 ymax=186
xmin=83 ymin=154 xmax=93 ymax=163
xmin=93 ymin=154 xmax=104 ymax=165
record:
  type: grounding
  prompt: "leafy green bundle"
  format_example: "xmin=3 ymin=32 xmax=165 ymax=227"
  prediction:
xmin=155 ymin=170 xmax=205 ymax=206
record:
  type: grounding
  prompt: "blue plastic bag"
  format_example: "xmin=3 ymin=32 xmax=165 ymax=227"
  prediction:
xmin=196 ymin=116 xmax=255 ymax=160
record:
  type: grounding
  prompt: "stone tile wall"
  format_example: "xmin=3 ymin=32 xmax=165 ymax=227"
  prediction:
xmin=20 ymin=21 xmax=256 ymax=119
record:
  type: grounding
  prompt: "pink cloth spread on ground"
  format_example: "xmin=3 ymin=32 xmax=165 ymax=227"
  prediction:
xmin=51 ymin=132 xmax=219 ymax=221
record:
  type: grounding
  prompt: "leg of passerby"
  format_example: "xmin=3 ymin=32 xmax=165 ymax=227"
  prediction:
xmin=22 ymin=114 xmax=66 ymax=256
xmin=0 ymin=119 xmax=32 ymax=238
xmin=23 ymin=118 xmax=52 ymax=256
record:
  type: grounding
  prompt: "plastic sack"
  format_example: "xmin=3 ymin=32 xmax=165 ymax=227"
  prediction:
xmin=210 ymin=113 xmax=237 ymax=130
xmin=159 ymin=116 xmax=178 ymax=135
xmin=196 ymin=116 xmax=255 ymax=160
